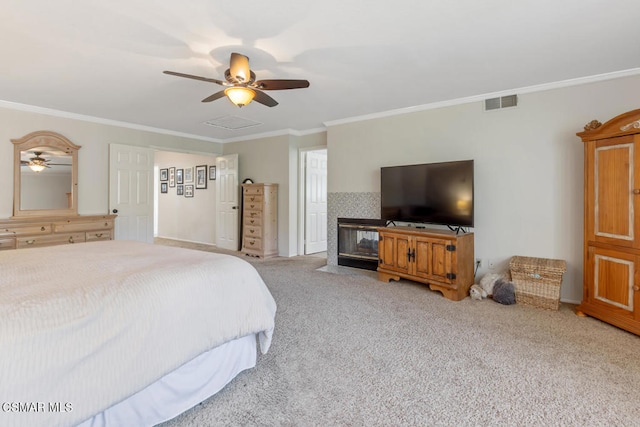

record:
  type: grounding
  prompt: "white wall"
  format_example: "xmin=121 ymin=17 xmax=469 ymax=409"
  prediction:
xmin=327 ymin=74 xmax=640 ymax=303
xmin=155 ymin=151 xmax=217 ymax=244
xmin=0 ymin=105 xmax=328 ymax=256
xmin=223 ymin=132 xmax=327 ymax=256
xmin=5 ymin=73 xmax=637 ymax=299
xmin=0 ymin=107 xmax=222 ymax=218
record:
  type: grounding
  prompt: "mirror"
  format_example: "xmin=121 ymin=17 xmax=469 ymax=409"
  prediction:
xmin=12 ymin=131 xmax=80 ymax=217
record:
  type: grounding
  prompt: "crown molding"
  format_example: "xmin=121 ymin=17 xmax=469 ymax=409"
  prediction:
xmin=324 ymin=68 xmax=640 ymax=128
xmin=0 ymin=98 xmax=327 ymax=143
xmin=220 ymin=127 xmax=327 ymax=143
xmin=3 ymin=68 xmax=639 ymax=143
xmin=0 ymin=100 xmax=223 ymax=143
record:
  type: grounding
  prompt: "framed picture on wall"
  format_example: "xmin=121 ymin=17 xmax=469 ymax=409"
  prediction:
xmin=160 ymin=168 xmax=168 ymax=182
xmin=176 ymin=168 xmax=184 ymax=184
xmin=184 ymin=167 xmax=194 ymax=183
xmin=169 ymin=167 xmax=176 ymax=187
xmin=176 ymin=185 xmax=184 ymax=196
xmin=160 ymin=182 xmax=168 ymax=193
xmin=184 ymin=185 xmax=194 ymax=198
xmin=195 ymin=165 xmax=207 ymax=189
xmin=209 ymin=165 xmax=216 ymax=180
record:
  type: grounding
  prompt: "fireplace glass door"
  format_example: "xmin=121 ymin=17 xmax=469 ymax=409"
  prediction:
xmin=337 ymin=218 xmax=386 ymax=270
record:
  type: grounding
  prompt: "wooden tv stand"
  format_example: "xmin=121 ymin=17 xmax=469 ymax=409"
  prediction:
xmin=376 ymin=227 xmax=474 ymax=301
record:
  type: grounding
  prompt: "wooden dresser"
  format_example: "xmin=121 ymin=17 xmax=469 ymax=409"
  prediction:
xmin=576 ymin=109 xmax=640 ymax=335
xmin=241 ymin=183 xmax=278 ymax=258
xmin=0 ymin=214 xmax=116 ymax=250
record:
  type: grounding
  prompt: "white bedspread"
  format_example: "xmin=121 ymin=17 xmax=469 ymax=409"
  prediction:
xmin=0 ymin=240 xmax=277 ymax=427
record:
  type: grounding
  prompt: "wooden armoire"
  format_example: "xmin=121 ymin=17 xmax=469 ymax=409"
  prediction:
xmin=576 ymin=108 xmax=640 ymax=335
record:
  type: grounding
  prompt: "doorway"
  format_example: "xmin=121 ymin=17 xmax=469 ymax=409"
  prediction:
xmin=109 ymin=143 xmax=154 ymax=242
xmin=215 ymin=153 xmax=240 ymax=250
xmin=151 ymin=150 xmax=231 ymax=247
xmin=299 ymin=148 xmax=327 ymax=255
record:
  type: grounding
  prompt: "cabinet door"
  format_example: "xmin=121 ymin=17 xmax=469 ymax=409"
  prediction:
xmin=413 ymin=237 xmax=454 ymax=283
xmin=586 ymin=246 xmax=639 ymax=320
xmin=378 ymin=231 xmax=411 ymax=274
xmin=587 ymin=135 xmax=640 ymax=249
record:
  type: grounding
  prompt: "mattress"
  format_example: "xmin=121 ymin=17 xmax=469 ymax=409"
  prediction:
xmin=0 ymin=240 xmax=277 ymax=427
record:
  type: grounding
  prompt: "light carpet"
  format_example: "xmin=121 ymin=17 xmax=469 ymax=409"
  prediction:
xmin=156 ymin=239 xmax=640 ymax=426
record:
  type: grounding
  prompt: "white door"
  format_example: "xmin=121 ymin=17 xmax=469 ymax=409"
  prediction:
xmin=109 ymin=144 xmax=154 ymax=242
xmin=305 ymin=150 xmax=328 ymax=254
xmin=216 ymin=154 xmax=240 ymax=250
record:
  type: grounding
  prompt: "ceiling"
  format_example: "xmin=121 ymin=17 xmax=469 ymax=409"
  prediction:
xmin=2 ymin=1 xmax=639 ymax=143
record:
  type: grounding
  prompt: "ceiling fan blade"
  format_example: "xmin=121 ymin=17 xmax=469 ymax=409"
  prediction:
xmin=253 ymin=79 xmax=310 ymax=90
xmin=229 ymin=53 xmax=251 ymax=83
xmin=22 ymin=163 xmax=51 ymax=168
xmin=163 ymin=71 xmax=227 ymax=86
xmin=253 ymin=90 xmax=278 ymax=107
xmin=201 ymin=90 xmax=227 ymax=103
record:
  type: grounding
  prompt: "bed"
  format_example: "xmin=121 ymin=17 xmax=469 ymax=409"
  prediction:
xmin=0 ymin=240 xmax=277 ymax=427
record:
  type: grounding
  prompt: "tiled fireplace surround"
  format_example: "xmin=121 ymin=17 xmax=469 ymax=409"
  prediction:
xmin=327 ymin=192 xmax=380 ymax=266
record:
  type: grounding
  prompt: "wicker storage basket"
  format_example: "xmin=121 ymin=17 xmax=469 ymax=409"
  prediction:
xmin=509 ymin=256 xmax=566 ymax=310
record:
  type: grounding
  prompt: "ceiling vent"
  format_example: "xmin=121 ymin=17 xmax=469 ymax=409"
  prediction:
xmin=203 ymin=115 xmax=263 ymax=130
xmin=484 ymin=94 xmax=518 ymax=111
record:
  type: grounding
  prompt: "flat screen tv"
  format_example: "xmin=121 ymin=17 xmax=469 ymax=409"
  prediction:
xmin=380 ymin=160 xmax=474 ymax=227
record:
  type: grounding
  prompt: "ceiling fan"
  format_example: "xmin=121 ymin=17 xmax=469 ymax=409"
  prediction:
xmin=163 ymin=52 xmax=310 ymax=108
xmin=20 ymin=151 xmax=69 ymax=172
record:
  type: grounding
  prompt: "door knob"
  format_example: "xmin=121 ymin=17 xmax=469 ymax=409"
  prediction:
xmin=634 ymin=286 xmax=640 ymax=292
xmin=112 ymin=209 xmax=118 ymax=213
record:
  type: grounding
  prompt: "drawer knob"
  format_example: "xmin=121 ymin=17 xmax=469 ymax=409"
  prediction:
xmin=26 ymin=239 xmax=35 ymax=245
xmin=250 ymin=219 xmax=255 ymax=224
xmin=40 ymin=226 xmax=45 ymax=231
xmin=95 ymin=233 xmax=103 ymax=238
xmin=69 ymin=237 xmax=75 ymax=243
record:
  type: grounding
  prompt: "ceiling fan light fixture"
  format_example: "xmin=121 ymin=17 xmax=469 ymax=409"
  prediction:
xmin=165 ymin=52 xmax=308 ymax=108
xmin=224 ymin=87 xmax=255 ymax=108
xmin=28 ymin=161 xmax=47 ymax=172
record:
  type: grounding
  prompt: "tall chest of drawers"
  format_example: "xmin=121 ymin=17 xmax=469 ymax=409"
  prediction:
xmin=241 ymin=183 xmax=278 ymax=258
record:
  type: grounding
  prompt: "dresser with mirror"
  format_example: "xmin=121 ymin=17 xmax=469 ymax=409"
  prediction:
xmin=0 ymin=130 xmax=115 ymax=250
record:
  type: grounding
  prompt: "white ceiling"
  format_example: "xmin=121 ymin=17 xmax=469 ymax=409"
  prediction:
xmin=2 ymin=0 xmax=640 ymax=143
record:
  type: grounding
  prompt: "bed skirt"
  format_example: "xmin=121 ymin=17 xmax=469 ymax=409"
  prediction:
xmin=77 ymin=334 xmax=258 ymax=427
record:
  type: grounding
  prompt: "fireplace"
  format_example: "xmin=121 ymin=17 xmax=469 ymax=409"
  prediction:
xmin=337 ymin=218 xmax=387 ymax=270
